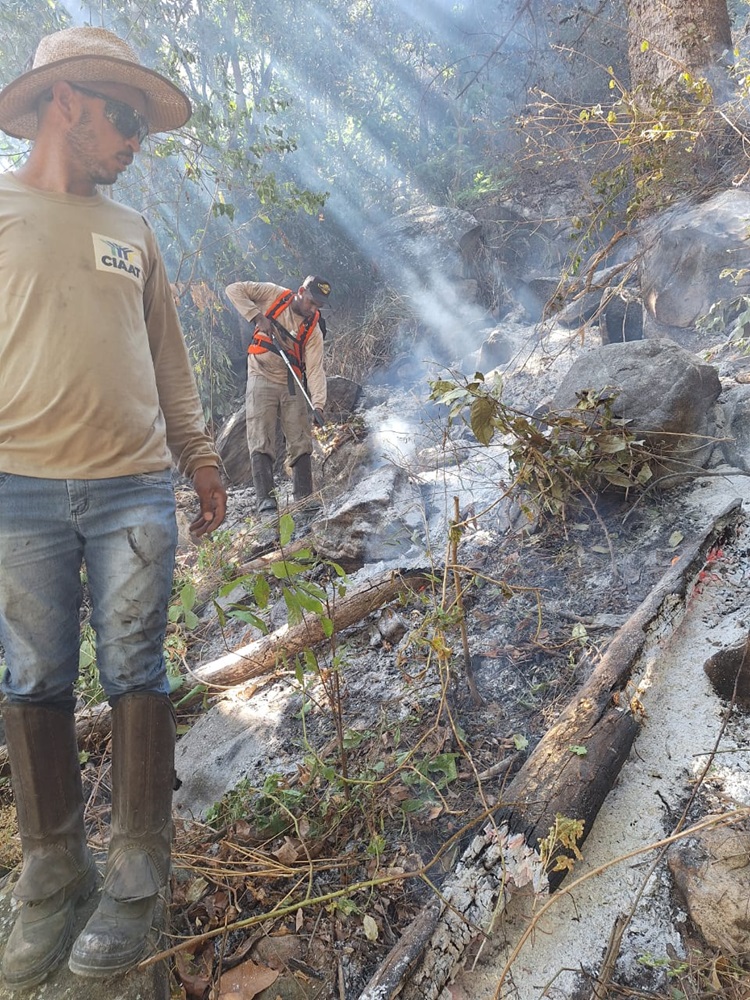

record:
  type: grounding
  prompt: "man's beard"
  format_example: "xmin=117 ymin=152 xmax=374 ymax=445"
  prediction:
xmin=66 ymin=111 xmax=120 ymax=187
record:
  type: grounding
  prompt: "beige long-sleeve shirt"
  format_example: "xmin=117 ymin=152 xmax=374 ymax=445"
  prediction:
xmin=225 ymin=280 xmax=327 ymax=410
xmin=0 ymin=173 xmax=219 ymax=479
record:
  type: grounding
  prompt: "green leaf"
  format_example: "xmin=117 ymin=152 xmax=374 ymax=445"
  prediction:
xmin=270 ymin=559 xmax=309 ymax=579
xmin=279 ymin=513 xmax=294 ymax=546
xmin=180 ymin=583 xmax=197 ymax=610
xmin=636 ymin=464 xmax=653 ymax=484
xmin=294 ymin=590 xmax=324 ymax=616
xmin=668 ymin=531 xmax=684 ymax=549
xmin=569 ymin=745 xmax=588 ymax=756
xmin=602 ymin=471 xmax=634 ymax=487
xmin=470 ymin=395 xmax=497 ymax=446
xmin=428 ymin=752 xmax=459 ymax=786
xmin=282 ymin=586 xmax=303 ymax=624
xmin=598 ymin=435 xmax=628 ymax=454
xmin=400 ymin=798 xmax=423 ymax=814
xmin=512 ymin=733 xmax=529 ymax=751
xmin=226 ymin=609 xmax=267 ymax=631
xmin=253 ymin=575 xmax=270 ymax=608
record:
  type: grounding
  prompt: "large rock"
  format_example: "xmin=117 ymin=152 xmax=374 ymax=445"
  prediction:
xmin=640 ymin=190 xmax=750 ymax=330
xmin=551 ymin=339 xmax=722 ymax=482
xmin=312 ymin=464 xmax=425 ymax=571
xmin=374 ymin=205 xmax=482 ymax=285
xmin=668 ymin=821 xmax=750 ymax=954
xmin=215 ymin=408 xmax=250 ymax=486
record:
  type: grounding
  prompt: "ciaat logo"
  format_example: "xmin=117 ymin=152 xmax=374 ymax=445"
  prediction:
xmin=92 ymin=233 xmax=143 ymax=283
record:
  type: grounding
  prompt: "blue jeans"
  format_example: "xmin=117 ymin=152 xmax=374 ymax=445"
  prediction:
xmin=0 ymin=472 xmax=178 ymax=704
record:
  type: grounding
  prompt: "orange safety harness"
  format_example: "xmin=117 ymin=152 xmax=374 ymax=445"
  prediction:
xmin=247 ymin=290 xmax=321 ymax=393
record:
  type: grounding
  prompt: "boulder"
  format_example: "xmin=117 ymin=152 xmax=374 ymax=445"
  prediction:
xmin=311 ymin=465 xmax=425 ymax=571
xmin=601 ymin=290 xmax=643 ymax=345
xmin=324 ymin=375 xmax=363 ymax=423
xmin=640 ymin=190 xmax=750 ymax=331
xmin=374 ymin=205 xmax=483 ymax=284
xmin=551 ymin=339 xmax=722 ymax=482
xmin=477 ymin=327 xmax=513 ymax=371
xmin=668 ymin=821 xmax=750 ymax=954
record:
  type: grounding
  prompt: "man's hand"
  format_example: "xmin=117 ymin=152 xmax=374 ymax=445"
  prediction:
xmin=255 ymin=313 xmax=273 ymax=335
xmin=190 ymin=466 xmax=227 ymax=538
xmin=313 ymin=408 xmax=325 ymax=428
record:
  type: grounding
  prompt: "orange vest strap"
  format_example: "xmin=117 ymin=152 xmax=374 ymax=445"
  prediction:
xmin=247 ymin=291 xmax=320 ymax=378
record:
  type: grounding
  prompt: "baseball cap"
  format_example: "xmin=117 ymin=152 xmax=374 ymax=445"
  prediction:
xmin=302 ymin=275 xmax=332 ymax=308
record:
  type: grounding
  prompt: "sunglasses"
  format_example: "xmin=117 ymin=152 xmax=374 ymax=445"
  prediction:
xmin=69 ymin=83 xmax=149 ymax=144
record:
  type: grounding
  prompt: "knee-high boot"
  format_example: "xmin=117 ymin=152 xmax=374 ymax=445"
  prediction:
xmin=251 ymin=453 xmax=277 ymax=514
xmin=1 ymin=703 xmax=96 ymax=988
xmin=68 ymin=692 xmax=175 ymax=978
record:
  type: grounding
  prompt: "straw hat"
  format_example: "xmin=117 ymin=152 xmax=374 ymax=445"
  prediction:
xmin=0 ymin=26 xmax=191 ymax=140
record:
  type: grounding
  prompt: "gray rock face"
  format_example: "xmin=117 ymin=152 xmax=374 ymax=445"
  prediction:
xmin=477 ymin=327 xmax=513 ymax=371
xmin=374 ymin=205 xmax=482 ymax=284
xmin=215 ymin=408 xmax=250 ymax=486
xmin=312 ymin=464 xmax=425 ymax=571
xmin=640 ymin=190 xmax=750 ymax=329
xmin=551 ymin=339 xmax=722 ymax=481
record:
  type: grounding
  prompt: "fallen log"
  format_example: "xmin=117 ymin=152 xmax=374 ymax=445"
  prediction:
xmin=186 ymin=566 xmax=429 ymax=690
xmin=360 ymin=498 xmax=743 ymax=1000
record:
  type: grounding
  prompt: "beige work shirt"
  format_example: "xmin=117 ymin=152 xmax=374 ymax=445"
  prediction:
xmin=0 ymin=174 xmax=219 ymax=479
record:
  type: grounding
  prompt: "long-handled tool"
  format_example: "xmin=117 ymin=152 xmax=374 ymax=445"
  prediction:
xmin=266 ymin=316 xmax=325 ymax=427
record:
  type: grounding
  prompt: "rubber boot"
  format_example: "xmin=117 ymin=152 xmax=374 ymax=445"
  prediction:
xmin=1 ymin=703 xmax=96 ymax=989
xmin=292 ymin=454 xmax=314 ymax=502
xmin=251 ymin=452 xmax=277 ymax=515
xmin=68 ymin=692 xmax=175 ymax=978
xmin=292 ymin=455 xmax=321 ymax=523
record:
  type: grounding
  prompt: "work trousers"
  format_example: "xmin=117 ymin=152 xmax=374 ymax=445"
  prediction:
xmin=245 ymin=372 xmax=312 ymax=466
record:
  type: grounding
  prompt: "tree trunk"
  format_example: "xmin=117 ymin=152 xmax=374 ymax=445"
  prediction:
xmin=627 ymin=0 xmax=732 ymax=91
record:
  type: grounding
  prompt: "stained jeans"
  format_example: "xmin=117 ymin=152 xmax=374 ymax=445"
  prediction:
xmin=0 ymin=471 xmax=177 ymax=705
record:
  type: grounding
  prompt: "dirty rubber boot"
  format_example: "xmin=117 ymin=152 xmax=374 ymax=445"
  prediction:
xmin=292 ymin=454 xmax=321 ymax=525
xmin=68 ymin=693 xmax=175 ymax=979
xmin=1 ymin=703 xmax=97 ymax=989
xmin=251 ymin=452 xmax=277 ymax=516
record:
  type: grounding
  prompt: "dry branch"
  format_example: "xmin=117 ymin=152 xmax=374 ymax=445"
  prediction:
xmin=187 ymin=566 xmax=429 ymax=690
xmin=360 ymin=498 xmax=743 ymax=1000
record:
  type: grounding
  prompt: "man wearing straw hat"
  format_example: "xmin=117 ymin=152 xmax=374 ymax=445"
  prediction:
xmin=0 ymin=25 xmax=227 ymax=986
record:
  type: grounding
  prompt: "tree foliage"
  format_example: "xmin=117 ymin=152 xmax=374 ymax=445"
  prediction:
xmin=4 ymin=0 xmax=740 ymax=419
